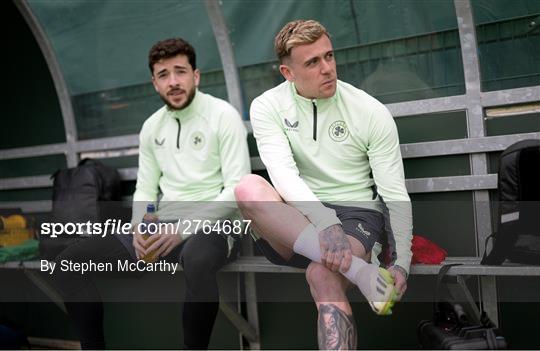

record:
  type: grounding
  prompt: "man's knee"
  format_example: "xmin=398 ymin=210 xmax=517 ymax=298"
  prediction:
xmin=234 ymin=175 xmax=279 ymax=215
xmin=305 ymin=262 xmax=346 ymax=292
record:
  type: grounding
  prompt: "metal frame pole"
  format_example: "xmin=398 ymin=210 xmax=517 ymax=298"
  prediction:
xmin=13 ymin=0 xmax=79 ymax=167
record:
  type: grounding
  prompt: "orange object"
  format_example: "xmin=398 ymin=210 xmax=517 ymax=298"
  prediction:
xmin=0 ymin=215 xmax=27 ymax=230
xmin=0 ymin=215 xmax=34 ymax=247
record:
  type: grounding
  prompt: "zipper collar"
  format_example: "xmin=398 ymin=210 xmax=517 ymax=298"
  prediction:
xmin=290 ymin=81 xmax=339 ymax=141
xmin=166 ymin=88 xmax=202 ymax=121
xmin=290 ymin=81 xmax=339 ymax=112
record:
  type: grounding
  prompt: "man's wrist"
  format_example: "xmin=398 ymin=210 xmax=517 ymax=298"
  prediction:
xmin=391 ymin=265 xmax=408 ymax=280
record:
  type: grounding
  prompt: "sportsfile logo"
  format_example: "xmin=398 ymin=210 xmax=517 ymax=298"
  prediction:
xmin=284 ymin=118 xmax=299 ymax=132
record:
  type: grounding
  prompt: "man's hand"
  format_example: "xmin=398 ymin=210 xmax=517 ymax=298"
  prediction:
xmin=143 ymin=224 xmax=183 ymax=259
xmin=132 ymin=225 xmax=148 ymax=260
xmin=318 ymin=224 xmax=352 ymax=273
xmin=388 ymin=265 xmax=408 ymax=300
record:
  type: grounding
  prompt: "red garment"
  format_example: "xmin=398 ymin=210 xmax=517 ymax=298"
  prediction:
xmin=411 ymin=235 xmax=447 ymax=264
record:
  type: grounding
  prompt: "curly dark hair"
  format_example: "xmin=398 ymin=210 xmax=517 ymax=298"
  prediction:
xmin=148 ymin=38 xmax=196 ymax=74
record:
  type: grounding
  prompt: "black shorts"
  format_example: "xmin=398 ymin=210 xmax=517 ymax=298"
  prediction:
xmin=255 ymin=203 xmax=385 ymax=269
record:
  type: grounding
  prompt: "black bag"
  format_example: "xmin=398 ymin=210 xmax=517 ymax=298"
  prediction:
xmin=39 ymin=158 xmax=122 ymax=259
xmin=418 ymin=265 xmax=507 ymax=349
xmin=482 ymin=139 xmax=540 ymax=265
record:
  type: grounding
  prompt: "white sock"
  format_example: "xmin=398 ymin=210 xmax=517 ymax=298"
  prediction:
xmin=293 ymin=223 xmax=394 ymax=304
xmin=293 ymin=224 xmax=367 ymax=283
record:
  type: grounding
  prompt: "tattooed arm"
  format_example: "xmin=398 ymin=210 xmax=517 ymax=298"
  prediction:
xmin=318 ymin=304 xmax=357 ymax=350
xmin=319 ymin=224 xmax=353 ymax=273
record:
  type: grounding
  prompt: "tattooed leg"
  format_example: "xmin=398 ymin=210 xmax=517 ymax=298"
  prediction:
xmin=318 ymin=304 xmax=357 ymax=350
xmin=295 ymin=224 xmax=398 ymax=315
xmin=306 ymin=262 xmax=357 ymax=350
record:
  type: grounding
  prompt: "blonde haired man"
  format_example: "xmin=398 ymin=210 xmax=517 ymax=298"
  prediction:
xmin=235 ymin=20 xmax=412 ymax=349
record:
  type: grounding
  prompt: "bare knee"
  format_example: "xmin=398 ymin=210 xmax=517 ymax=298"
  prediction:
xmin=306 ymin=262 xmax=347 ymax=296
xmin=234 ymin=175 xmax=281 ymax=217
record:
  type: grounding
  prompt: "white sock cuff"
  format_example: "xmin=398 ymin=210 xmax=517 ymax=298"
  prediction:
xmin=292 ymin=222 xmax=371 ymax=291
xmin=293 ymin=223 xmax=317 ymax=254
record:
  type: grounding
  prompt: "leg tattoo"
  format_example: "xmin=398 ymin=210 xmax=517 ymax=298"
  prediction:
xmin=317 ymin=304 xmax=357 ymax=350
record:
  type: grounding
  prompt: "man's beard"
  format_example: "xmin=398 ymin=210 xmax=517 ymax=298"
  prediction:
xmin=160 ymin=86 xmax=196 ymax=111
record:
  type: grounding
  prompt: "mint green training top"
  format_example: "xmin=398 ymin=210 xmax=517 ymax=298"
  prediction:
xmin=131 ymin=90 xmax=251 ymax=229
xmin=250 ymin=80 xmax=413 ymax=273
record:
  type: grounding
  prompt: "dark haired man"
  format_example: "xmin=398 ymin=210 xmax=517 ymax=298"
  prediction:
xmin=52 ymin=38 xmax=250 ymax=349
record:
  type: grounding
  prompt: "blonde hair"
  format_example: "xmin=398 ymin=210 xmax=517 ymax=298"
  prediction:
xmin=274 ymin=20 xmax=329 ymax=63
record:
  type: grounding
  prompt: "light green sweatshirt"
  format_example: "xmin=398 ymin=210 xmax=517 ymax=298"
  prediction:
xmin=131 ymin=90 xmax=250 ymax=229
xmin=250 ymin=80 xmax=413 ymax=273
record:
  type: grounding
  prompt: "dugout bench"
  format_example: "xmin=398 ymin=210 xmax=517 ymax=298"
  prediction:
xmin=2 ymin=125 xmax=540 ymax=349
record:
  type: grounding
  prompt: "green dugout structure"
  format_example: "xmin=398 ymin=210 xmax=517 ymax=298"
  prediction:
xmin=1 ymin=0 xmax=540 ymax=349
